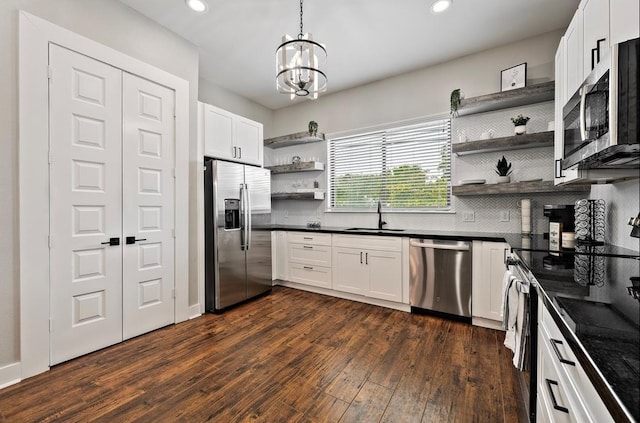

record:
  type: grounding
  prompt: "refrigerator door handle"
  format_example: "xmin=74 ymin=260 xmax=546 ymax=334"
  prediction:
xmin=246 ymin=183 xmax=252 ymax=250
xmin=240 ymin=183 xmax=247 ymax=250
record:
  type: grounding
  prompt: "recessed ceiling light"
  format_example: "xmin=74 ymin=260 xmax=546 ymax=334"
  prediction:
xmin=431 ymin=0 xmax=452 ymax=13
xmin=185 ymin=0 xmax=208 ymax=13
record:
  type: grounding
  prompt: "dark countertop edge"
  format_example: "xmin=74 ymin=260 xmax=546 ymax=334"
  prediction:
xmin=533 ymin=284 xmax=636 ymax=423
xmin=266 ymin=225 xmax=511 ymax=242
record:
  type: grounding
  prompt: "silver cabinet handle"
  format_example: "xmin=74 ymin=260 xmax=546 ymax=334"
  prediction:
xmin=303 ymin=245 xmax=313 ymax=249
xmin=303 ymin=236 xmax=313 ymax=240
xmin=550 ymin=339 xmax=575 ymax=366
xmin=233 ymin=146 xmax=237 ymax=158
xmin=360 ymin=252 xmax=363 ymax=264
xmin=365 ymin=252 xmax=368 ymax=265
xmin=545 ymin=379 xmax=569 ymax=414
xmin=303 ymin=266 xmax=313 ymax=270
xmin=238 ymin=147 xmax=242 ymax=158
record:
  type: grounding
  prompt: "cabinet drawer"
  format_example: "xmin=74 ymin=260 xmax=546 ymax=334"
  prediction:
xmin=288 ymin=263 xmax=331 ymax=289
xmin=538 ymin=328 xmax=578 ymax=423
xmin=539 ymin=303 xmax=614 ymax=422
xmin=332 ymin=234 xmax=401 ymax=251
xmin=288 ymin=243 xmax=331 ymax=267
xmin=287 ymin=232 xmax=332 ymax=246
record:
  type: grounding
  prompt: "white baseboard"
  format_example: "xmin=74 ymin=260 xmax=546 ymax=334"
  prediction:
xmin=274 ymin=280 xmax=411 ymax=313
xmin=472 ymin=316 xmax=505 ymax=331
xmin=188 ymin=303 xmax=202 ymax=320
xmin=0 ymin=362 xmax=21 ymax=390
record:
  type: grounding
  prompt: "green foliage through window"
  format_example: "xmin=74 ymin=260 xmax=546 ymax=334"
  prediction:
xmin=329 ymin=119 xmax=451 ymax=211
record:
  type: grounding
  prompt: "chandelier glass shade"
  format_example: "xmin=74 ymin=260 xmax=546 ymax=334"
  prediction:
xmin=276 ymin=1 xmax=327 ymax=99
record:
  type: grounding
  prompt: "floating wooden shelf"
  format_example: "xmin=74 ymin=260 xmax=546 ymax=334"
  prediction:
xmin=452 ymin=180 xmax=590 ymax=196
xmin=456 ymin=81 xmax=555 ymax=116
xmin=264 ymin=132 xmax=325 ymax=149
xmin=271 ymin=191 xmax=325 ymax=200
xmin=265 ymin=161 xmax=325 ymax=174
xmin=452 ymin=131 xmax=554 ymax=156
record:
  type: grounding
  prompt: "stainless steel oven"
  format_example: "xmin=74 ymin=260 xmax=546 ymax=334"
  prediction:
xmin=562 ymin=37 xmax=639 ymax=170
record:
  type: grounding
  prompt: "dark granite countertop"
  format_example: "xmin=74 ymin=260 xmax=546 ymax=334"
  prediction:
xmin=513 ymin=248 xmax=640 ymax=422
xmin=268 ymin=224 xmax=516 ymax=242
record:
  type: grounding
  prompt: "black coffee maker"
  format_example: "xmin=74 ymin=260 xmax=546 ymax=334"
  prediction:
xmin=544 ymin=204 xmax=575 ymax=251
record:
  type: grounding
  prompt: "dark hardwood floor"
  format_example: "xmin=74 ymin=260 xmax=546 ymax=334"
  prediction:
xmin=0 ymin=287 xmax=528 ymax=422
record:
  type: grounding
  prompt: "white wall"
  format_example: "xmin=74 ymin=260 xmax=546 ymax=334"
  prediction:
xmin=269 ymin=30 xmax=563 ymax=137
xmin=199 ymin=78 xmax=273 ymax=131
xmin=591 ymin=180 xmax=640 ymax=250
xmin=267 ymin=30 xmax=592 ymax=234
xmin=0 ymin=0 xmax=199 ymax=369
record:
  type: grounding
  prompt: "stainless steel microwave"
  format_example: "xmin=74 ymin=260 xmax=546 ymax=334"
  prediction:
xmin=562 ymin=37 xmax=639 ymax=170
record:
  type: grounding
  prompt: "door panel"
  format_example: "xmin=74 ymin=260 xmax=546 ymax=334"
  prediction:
xmin=49 ymin=44 xmax=123 ymax=365
xmin=214 ymin=161 xmax=246 ymax=309
xmin=332 ymin=247 xmax=367 ymax=295
xmin=245 ymin=166 xmax=272 ymax=297
xmin=122 ymin=72 xmax=175 ymax=339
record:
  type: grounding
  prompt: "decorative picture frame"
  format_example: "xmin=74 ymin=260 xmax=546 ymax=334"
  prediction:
xmin=500 ymin=63 xmax=527 ymax=91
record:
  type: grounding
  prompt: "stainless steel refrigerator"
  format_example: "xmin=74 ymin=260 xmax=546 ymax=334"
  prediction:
xmin=204 ymin=158 xmax=272 ymax=312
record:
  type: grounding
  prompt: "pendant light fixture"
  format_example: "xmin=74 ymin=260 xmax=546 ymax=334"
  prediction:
xmin=276 ymin=0 xmax=327 ymax=99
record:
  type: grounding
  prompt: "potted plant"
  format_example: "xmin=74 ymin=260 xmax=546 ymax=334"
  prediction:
xmin=308 ymin=120 xmax=318 ymax=137
xmin=511 ymin=114 xmax=530 ymax=135
xmin=495 ymin=156 xmax=512 ymax=183
xmin=450 ymin=89 xmax=462 ymax=117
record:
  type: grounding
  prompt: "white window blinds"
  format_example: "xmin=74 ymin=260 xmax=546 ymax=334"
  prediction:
xmin=328 ymin=119 xmax=451 ymax=211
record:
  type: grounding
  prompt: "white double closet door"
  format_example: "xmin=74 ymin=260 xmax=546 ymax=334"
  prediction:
xmin=49 ymin=44 xmax=175 ymax=365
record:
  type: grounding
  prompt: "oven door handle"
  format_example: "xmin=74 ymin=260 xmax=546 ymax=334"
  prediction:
xmin=579 ymin=85 xmax=589 ymax=141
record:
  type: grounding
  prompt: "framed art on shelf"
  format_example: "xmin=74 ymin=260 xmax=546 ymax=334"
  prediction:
xmin=501 ymin=63 xmax=527 ymax=91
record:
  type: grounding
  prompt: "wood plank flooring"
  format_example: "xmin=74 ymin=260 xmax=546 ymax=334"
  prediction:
xmin=0 ymin=287 xmax=528 ymax=422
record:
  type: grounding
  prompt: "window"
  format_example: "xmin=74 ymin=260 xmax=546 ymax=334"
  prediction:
xmin=328 ymin=119 xmax=451 ymax=211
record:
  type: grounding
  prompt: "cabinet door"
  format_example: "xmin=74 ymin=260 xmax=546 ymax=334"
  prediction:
xmin=472 ymin=241 xmax=509 ymax=322
xmin=565 ymin=10 xmax=584 ymax=98
xmin=367 ymin=250 xmax=402 ymax=302
xmin=332 ymin=247 xmax=367 ymax=295
xmin=274 ymin=231 xmax=288 ymax=280
xmin=582 ymin=0 xmax=609 ymax=76
xmin=554 ymin=39 xmax=566 ymax=186
xmin=610 ymin=0 xmax=639 ymax=44
xmin=235 ymin=116 xmax=263 ymax=166
xmin=203 ymin=104 xmax=234 ymax=160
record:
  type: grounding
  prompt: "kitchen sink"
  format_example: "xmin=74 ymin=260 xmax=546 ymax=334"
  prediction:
xmin=345 ymin=227 xmax=405 ymax=232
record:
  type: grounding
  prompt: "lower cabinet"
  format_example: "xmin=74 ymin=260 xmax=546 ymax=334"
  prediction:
xmin=332 ymin=235 xmax=403 ymax=303
xmin=537 ymin=301 xmax=613 ymax=422
xmin=472 ymin=240 xmax=510 ymax=328
xmin=285 ymin=231 xmax=332 ymax=289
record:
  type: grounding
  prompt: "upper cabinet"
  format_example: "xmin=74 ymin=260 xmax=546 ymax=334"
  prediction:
xmin=199 ymin=102 xmax=263 ymax=167
xmin=581 ymin=0 xmax=609 ymax=77
xmin=609 ymin=0 xmax=640 ymax=45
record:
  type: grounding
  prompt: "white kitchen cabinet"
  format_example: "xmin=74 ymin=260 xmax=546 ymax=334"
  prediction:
xmin=565 ymin=9 xmax=584 ymax=99
xmin=471 ymin=241 xmax=509 ymax=329
xmin=582 ymin=0 xmax=609 ymax=76
xmin=609 ymin=0 xmax=639 ymax=44
xmin=285 ymin=232 xmax=332 ymax=289
xmin=332 ymin=235 xmax=403 ymax=303
xmin=200 ymin=101 xmax=263 ymax=166
xmin=537 ymin=300 xmax=614 ymax=422
xmin=273 ymin=231 xmax=288 ymax=280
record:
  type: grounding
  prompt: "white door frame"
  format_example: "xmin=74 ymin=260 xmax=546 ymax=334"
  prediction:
xmin=18 ymin=11 xmax=190 ymax=380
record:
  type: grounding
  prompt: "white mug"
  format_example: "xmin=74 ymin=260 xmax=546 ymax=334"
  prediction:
xmin=481 ymin=130 xmax=493 ymax=140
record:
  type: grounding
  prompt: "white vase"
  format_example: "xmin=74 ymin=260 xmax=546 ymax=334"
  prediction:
xmin=514 ymin=125 xmax=526 ymax=135
xmin=497 ymin=175 xmax=511 ymax=183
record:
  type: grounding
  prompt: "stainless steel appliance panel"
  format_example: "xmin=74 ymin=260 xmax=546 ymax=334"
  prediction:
xmin=245 ymin=166 xmax=272 ymax=298
xmin=213 ymin=160 xmax=246 ymax=309
xmin=204 ymin=158 xmax=272 ymax=312
xmin=409 ymin=239 xmax=472 ymax=319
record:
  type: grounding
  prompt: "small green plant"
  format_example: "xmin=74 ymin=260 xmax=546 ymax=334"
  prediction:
xmin=511 ymin=114 xmax=530 ymax=126
xmin=495 ymin=156 xmax=512 ymax=176
xmin=450 ymin=89 xmax=461 ymax=117
xmin=308 ymin=120 xmax=318 ymax=136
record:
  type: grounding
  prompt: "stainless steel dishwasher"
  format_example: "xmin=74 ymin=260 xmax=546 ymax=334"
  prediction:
xmin=409 ymin=239 xmax=472 ymax=321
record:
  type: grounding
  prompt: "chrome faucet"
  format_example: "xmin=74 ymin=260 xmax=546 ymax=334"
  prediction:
xmin=377 ymin=201 xmax=387 ymax=230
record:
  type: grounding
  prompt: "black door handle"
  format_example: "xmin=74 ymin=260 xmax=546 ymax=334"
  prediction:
xmin=101 ymin=237 xmax=120 ymax=246
xmin=126 ymin=236 xmax=148 ymax=245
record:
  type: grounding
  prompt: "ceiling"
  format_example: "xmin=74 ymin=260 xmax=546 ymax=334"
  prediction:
xmin=119 ymin=0 xmax=578 ymax=110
